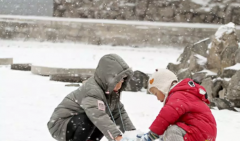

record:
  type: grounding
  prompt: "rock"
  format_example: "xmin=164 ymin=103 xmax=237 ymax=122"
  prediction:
xmin=226 ymin=70 xmax=240 ymax=107
xmin=189 ymin=54 xmax=206 ymax=73
xmin=57 ymin=5 xmax=67 ymax=12
xmin=221 ymin=68 xmax=237 ymax=78
xmin=0 ymin=58 xmax=13 ymax=65
xmin=201 ymin=78 xmax=214 ymax=102
xmin=55 ymin=0 xmax=63 ymax=5
xmin=207 ymin=23 xmax=238 ymax=74
xmin=135 ymin=0 xmax=148 ymax=16
xmin=167 ymin=37 xmax=211 ymax=78
xmin=53 ymin=10 xmax=63 ymax=17
xmin=50 ymin=73 xmax=92 ymax=83
xmin=219 ymin=89 xmax=226 ymax=99
xmin=220 ymin=35 xmax=239 ymax=69
xmin=212 ymin=80 xmax=222 ymax=98
xmin=52 ymin=0 xmax=240 ymax=26
xmin=192 ymin=37 xmax=211 ymax=57
xmin=31 ymin=65 xmax=95 ymax=76
xmin=222 ymin=79 xmax=230 ymax=88
xmin=205 ymin=15 xmax=214 ymax=23
xmin=65 ymin=84 xmax=80 ymax=87
xmin=167 ymin=63 xmax=180 ymax=74
xmin=207 ymin=39 xmax=223 ymax=73
xmin=211 ymin=5 xmax=219 ymax=15
xmin=208 ymin=102 xmax=216 ymax=109
xmin=177 ymin=68 xmax=192 ymax=80
xmin=192 ymin=16 xmax=203 ymax=23
xmin=200 ymin=14 xmax=206 ymax=20
xmin=186 ymin=13 xmax=193 ymax=21
xmin=212 ymin=98 xmax=237 ymax=111
xmin=235 ymin=48 xmax=240 ymax=63
xmin=174 ymin=14 xmax=186 ymax=22
xmin=192 ymin=72 xmax=206 ymax=84
xmin=124 ymin=70 xmax=149 ymax=92
xmin=175 ymin=45 xmax=193 ymax=70
xmin=11 ymin=63 xmax=31 ymax=71
xmin=160 ymin=7 xmax=174 ymax=17
xmin=134 ymin=70 xmax=149 ymax=89
xmin=217 ymin=11 xmax=225 ymax=18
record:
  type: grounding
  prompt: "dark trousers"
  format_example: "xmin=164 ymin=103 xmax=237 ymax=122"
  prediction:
xmin=66 ymin=113 xmax=104 ymax=141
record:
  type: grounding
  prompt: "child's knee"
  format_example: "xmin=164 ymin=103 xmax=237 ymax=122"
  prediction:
xmin=163 ymin=125 xmax=186 ymax=141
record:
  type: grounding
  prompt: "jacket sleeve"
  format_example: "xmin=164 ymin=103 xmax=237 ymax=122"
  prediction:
xmin=81 ymin=96 xmax=122 ymax=140
xmin=149 ymin=93 xmax=190 ymax=135
xmin=112 ymin=102 xmax=136 ymax=132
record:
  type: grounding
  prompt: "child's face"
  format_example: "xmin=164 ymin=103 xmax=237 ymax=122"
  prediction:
xmin=149 ymin=87 xmax=165 ymax=102
xmin=113 ymin=79 xmax=124 ymax=91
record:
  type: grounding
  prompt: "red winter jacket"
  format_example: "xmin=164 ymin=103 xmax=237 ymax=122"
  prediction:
xmin=149 ymin=78 xmax=217 ymax=141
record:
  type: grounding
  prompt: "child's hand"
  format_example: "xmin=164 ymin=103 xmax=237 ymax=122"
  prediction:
xmin=115 ymin=136 xmax=123 ymax=141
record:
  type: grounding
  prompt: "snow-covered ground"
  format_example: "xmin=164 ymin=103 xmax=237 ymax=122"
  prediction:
xmin=0 ymin=40 xmax=182 ymax=74
xmin=0 ymin=41 xmax=240 ymax=141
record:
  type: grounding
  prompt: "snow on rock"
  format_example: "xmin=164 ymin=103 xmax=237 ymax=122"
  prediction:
xmin=208 ymin=42 xmax=212 ymax=49
xmin=197 ymin=69 xmax=217 ymax=76
xmin=215 ymin=22 xmax=236 ymax=41
xmin=224 ymin=63 xmax=240 ymax=70
xmin=193 ymin=37 xmax=210 ymax=45
xmin=224 ymin=78 xmax=231 ymax=82
xmin=195 ymin=54 xmax=207 ymax=66
xmin=191 ymin=0 xmax=210 ymax=6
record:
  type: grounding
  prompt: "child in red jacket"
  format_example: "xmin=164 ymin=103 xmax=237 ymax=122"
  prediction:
xmin=137 ymin=69 xmax=217 ymax=141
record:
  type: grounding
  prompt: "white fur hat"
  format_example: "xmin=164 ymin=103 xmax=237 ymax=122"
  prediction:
xmin=148 ymin=68 xmax=178 ymax=95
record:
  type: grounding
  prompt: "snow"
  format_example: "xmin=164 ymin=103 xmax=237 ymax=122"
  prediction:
xmin=191 ymin=0 xmax=210 ymax=6
xmin=0 ymin=40 xmax=182 ymax=74
xmin=224 ymin=63 xmax=240 ymax=70
xmin=197 ymin=69 xmax=217 ymax=76
xmin=193 ymin=37 xmax=209 ymax=45
xmin=224 ymin=78 xmax=231 ymax=82
xmin=1 ymin=15 xmax=240 ymax=29
xmin=1 ymin=41 xmax=240 ymax=141
xmin=194 ymin=54 xmax=207 ymax=65
xmin=215 ymin=22 xmax=236 ymax=40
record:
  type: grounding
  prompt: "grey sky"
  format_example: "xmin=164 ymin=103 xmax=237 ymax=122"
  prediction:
xmin=0 ymin=0 xmax=53 ymax=16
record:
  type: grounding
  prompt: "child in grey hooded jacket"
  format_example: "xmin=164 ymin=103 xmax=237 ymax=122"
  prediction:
xmin=47 ymin=54 xmax=136 ymax=141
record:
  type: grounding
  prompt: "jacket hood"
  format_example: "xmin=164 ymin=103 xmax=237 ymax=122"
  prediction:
xmin=94 ymin=54 xmax=133 ymax=93
xmin=167 ymin=78 xmax=210 ymax=104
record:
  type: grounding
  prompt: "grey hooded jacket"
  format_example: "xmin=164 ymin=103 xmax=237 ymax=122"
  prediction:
xmin=47 ymin=54 xmax=136 ymax=141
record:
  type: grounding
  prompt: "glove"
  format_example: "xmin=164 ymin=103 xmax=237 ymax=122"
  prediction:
xmin=137 ymin=131 xmax=161 ymax=141
xmin=136 ymin=133 xmax=151 ymax=141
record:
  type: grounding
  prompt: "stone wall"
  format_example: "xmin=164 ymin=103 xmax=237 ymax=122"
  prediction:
xmin=0 ymin=16 xmax=240 ymax=47
xmin=54 ymin=0 xmax=240 ymax=25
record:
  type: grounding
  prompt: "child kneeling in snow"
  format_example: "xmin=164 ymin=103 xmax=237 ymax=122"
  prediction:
xmin=47 ymin=54 xmax=136 ymax=141
xmin=137 ymin=69 xmax=217 ymax=141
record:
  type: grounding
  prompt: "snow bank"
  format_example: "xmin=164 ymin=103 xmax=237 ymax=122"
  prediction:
xmin=0 ymin=40 xmax=182 ymax=74
xmin=1 ymin=43 xmax=240 ymax=141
